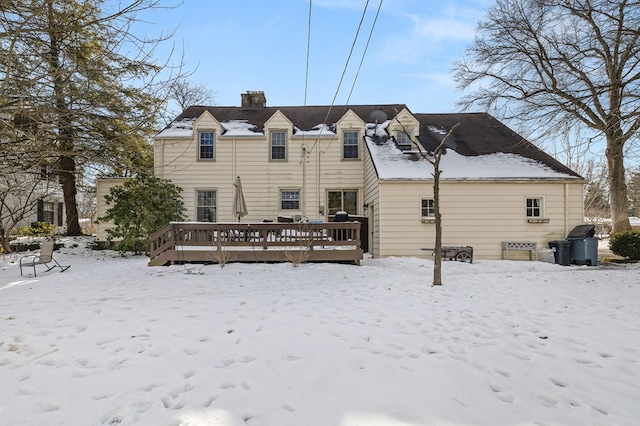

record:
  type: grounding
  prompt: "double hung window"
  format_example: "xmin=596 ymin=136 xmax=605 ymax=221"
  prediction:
xmin=199 ymin=131 xmax=215 ymax=160
xmin=343 ymin=131 xmax=359 ymax=159
xmin=271 ymin=131 xmax=287 ymax=160
xmin=280 ymin=190 xmax=300 ymax=210
xmin=197 ymin=190 xmax=216 ymax=222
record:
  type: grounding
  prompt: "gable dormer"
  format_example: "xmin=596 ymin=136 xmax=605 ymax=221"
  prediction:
xmin=193 ymin=110 xmax=221 ymax=161
xmin=388 ymin=108 xmax=419 ymax=151
xmin=265 ymin=110 xmax=294 ymax=161
xmin=337 ymin=110 xmax=366 ymax=160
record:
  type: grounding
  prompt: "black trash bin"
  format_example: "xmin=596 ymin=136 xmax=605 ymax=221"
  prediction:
xmin=566 ymin=224 xmax=598 ymax=266
xmin=549 ymin=240 xmax=571 ymax=266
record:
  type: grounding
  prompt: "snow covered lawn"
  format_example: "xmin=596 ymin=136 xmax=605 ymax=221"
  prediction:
xmin=1 ymin=239 xmax=639 ymax=425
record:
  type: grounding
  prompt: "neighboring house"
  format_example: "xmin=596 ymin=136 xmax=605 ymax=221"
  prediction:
xmin=1 ymin=107 xmax=65 ymax=241
xmin=97 ymin=91 xmax=585 ymax=260
xmin=0 ymin=166 xmax=65 ymax=236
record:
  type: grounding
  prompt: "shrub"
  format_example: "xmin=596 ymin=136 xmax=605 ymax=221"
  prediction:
xmin=97 ymin=176 xmax=186 ymax=255
xmin=609 ymin=230 xmax=640 ymax=260
xmin=17 ymin=222 xmax=56 ymax=238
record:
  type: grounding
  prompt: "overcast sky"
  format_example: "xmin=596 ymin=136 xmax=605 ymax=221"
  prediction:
xmin=142 ymin=0 xmax=492 ymax=112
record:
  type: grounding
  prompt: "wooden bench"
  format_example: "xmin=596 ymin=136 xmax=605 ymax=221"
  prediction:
xmin=501 ymin=241 xmax=537 ymax=260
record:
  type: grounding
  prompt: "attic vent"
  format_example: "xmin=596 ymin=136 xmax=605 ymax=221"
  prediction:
xmin=241 ymin=91 xmax=266 ymax=109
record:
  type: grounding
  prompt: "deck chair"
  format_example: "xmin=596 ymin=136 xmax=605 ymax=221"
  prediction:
xmin=19 ymin=240 xmax=70 ymax=277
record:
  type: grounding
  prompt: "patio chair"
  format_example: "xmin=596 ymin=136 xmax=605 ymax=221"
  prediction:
xmin=19 ymin=240 xmax=70 ymax=277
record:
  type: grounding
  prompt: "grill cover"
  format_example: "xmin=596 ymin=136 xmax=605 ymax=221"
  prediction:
xmin=566 ymin=224 xmax=596 ymax=239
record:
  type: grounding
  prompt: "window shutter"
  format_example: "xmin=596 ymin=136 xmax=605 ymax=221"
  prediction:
xmin=37 ymin=199 xmax=44 ymax=222
xmin=57 ymin=203 xmax=64 ymax=226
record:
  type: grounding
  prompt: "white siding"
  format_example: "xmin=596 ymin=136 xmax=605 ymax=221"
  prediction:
xmin=144 ymin=107 xmax=587 ymax=260
xmin=377 ymin=180 xmax=584 ymax=259
xmin=155 ymin=110 xmax=368 ymax=224
xmin=95 ymin=178 xmax=125 ymax=241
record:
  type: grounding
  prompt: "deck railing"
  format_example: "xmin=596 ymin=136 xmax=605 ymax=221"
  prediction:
xmin=148 ymin=221 xmax=363 ymax=266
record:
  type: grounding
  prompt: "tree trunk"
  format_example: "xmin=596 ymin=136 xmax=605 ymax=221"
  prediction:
xmin=606 ymin=134 xmax=631 ymax=233
xmin=60 ymin=155 xmax=81 ymax=235
xmin=432 ymin=155 xmax=443 ymax=286
xmin=47 ymin=3 xmax=81 ymax=236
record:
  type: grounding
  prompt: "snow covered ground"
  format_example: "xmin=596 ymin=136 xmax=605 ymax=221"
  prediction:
xmin=1 ymin=238 xmax=639 ymax=426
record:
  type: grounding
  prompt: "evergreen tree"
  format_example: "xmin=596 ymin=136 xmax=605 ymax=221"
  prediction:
xmin=0 ymin=0 xmax=174 ymax=235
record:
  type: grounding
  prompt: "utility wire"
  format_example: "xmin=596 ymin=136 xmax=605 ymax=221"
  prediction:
xmin=308 ymin=0 xmax=371 ymax=154
xmin=344 ymin=0 xmax=384 ymax=107
xmin=304 ymin=0 xmax=312 ymax=107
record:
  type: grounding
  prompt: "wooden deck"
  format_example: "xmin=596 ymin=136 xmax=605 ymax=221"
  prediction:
xmin=148 ymin=222 xmax=363 ymax=266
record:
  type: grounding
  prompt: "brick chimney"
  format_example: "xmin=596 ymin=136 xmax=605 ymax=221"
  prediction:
xmin=241 ymin=91 xmax=267 ymax=109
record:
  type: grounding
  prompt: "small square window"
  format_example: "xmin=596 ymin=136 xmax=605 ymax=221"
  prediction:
xmin=199 ymin=131 xmax=215 ymax=160
xmin=526 ymin=197 xmax=542 ymax=217
xmin=281 ymin=190 xmax=300 ymax=210
xmin=343 ymin=131 xmax=359 ymax=159
xmin=421 ymin=198 xmax=435 ymax=218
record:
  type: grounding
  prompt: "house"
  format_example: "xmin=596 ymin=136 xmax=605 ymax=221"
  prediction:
xmin=0 ymin=168 xmax=65 ymax=231
xmin=1 ymin=109 xmax=65 ymax=248
xmin=97 ymin=91 xmax=585 ymax=260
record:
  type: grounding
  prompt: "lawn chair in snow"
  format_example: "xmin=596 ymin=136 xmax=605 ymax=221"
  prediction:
xmin=19 ymin=240 xmax=70 ymax=277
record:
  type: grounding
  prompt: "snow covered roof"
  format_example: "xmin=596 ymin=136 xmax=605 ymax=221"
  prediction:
xmin=220 ymin=120 xmax=261 ymax=136
xmin=163 ymin=104 xmax=407 ymax=135
xmin=365 ymin=114 xmax=582 ymax=180
xmin=157 ymin=103 xmax=581 ymax=181
xmin=155 ymin=117 xmax=195 ymax=138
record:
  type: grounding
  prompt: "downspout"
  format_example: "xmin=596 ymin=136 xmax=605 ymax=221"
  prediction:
xmin=159 ymin=138 xmax=164 ymax=177
xmin=317 ymin=141 xmax=322 ymax=219
xmin=232 ymin=138 xmax=237 ymax=179
xmin=302 ymin=144 xmax=307 ymax=218
xmin=564 ymin=182 xmax=570 ymax=235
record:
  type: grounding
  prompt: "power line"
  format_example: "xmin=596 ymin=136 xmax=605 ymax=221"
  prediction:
xmin=304 ymin=0 xmax=312 ymax=107
xmin=329 ymin=0 xmax=370 ymax=109
xmin=308 ymin=0 xmax=371 ymax=154
xmin=344 ymin=0 xmax=384 ymax=106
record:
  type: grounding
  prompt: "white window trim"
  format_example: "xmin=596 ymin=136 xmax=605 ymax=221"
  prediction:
xmin=270 ymin=130 xmax=288 ymax=161
xmin=195 ymin=189 xmax=217 ymax=222
xmin=420 ymin=197 xmax=435 ymax=223
xmin=396 ymin=130 xmax=413 ymax=145
xmin=280 ymin=189 xmax=301 ymax=211
xmin=197 ymin=130 xmax=216 ymax=161
xmin=342 ymin=130 xmax=360 ymax=160
xmin=525 ymin=195 xmax=549 ymax=223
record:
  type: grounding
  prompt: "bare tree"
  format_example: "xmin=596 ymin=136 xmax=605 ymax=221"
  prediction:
xmin=0 ymin=172 xmax=59 ymax=253
xmin=455 ymin=0 xmax=640 ymax=233
xmin=169 ymin=78 xmax=216 ymax=111
xmin=395 ymin=118 xmax=457 ymax=286
xmin=162 ymin=77 xmax=216 ymax=125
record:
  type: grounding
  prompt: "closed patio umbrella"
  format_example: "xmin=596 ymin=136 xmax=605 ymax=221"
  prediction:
xmin=233 ymin=176 xmax=248 ymax=222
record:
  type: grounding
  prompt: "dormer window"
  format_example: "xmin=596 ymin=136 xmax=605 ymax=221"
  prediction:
xmin=343 ymin=131 xmax=359 ymax=159
xmin=270 ymin=131 xmax=287 ymax=161
xmin=396 ymin=130 xmax=413 ymax=151
xmin=198 ymin=131 xmax=215 ymax=160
